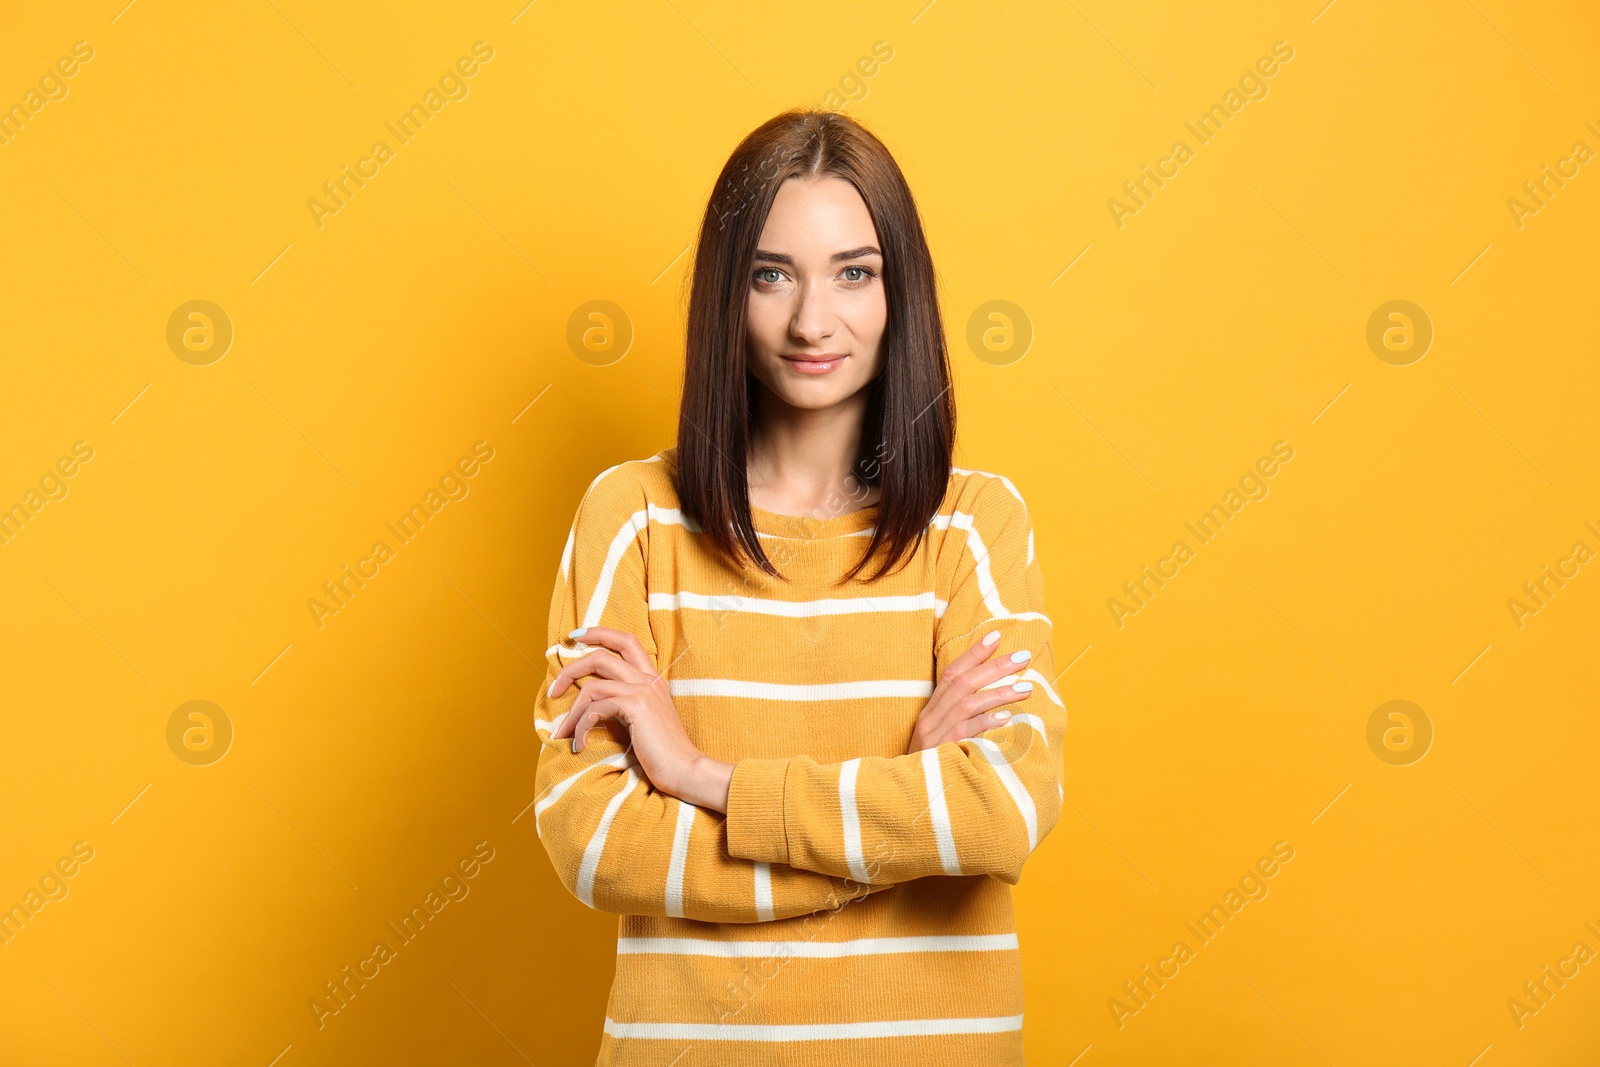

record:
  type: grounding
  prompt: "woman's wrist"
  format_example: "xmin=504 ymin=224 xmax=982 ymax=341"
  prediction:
xmin=669 ymin=753 xmax=734 ymax=813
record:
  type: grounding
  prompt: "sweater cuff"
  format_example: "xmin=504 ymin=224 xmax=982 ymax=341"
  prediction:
xmin=724 ymin=757 xmax=791 ymax=865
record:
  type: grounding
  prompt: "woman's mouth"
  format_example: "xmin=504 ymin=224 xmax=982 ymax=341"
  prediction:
xmin=781 ymin=353 xmax=848 ymax=374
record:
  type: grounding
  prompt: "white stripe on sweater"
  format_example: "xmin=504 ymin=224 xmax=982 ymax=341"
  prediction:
xmin=838 ymin=758 xmax=868 ymax=883
xmin=546 ymin=640 xmax=602 ymax=661
xmin=664 ymin=798 xmax=696 ymax=918
xmin=921 ymin=747 xmax=962 ymax=876
xmin=575 ymin=494 xmax=1039 ymax=634
xmin=575 ymin=766 xmax=640 ymax=908
xmin=752 ymin=862 xmax=774 ymax=922
xmin=548 ymin=656 xmax=1054 ymax=714
xmin=1009 ymin=713 xmax=1049 ymax=747
xmin=582 ymin=505 xmax=697 ymax=630
xmin=616 ymin=933 xmax=1018 ymax=957
xmin=1019 ymin=667 xmax=1064 ymax=709
xmin=649 ymin=590 xmax=947 ymax=618
xmin=669 ymin=679 xmax=933 ymax=701
xmin=582 ymin=510 xmax=647 ymax=632
xmin=559 ymin=526 xmax=575 ymax=582
xmin=647 ymin=503 xmax=696 ymax=528
xmin=564 ymin=459 xmax=631 ymax=583
xmin=972 ymin=738 xmax=1038 ymax=850
xmin=932 ymin=511 xmax=1049 ymax=624
xmin=602 ymin=1015 xmax=1024 ymax=1041
xmin=950 ymin=466 xmax=1026 ymax=508
xmin=533 ymin=749 xmax=630 ymax=835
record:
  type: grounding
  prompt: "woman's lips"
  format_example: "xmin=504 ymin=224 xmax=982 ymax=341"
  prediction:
xmin=781 ymin=354 xmax=847 ymax=374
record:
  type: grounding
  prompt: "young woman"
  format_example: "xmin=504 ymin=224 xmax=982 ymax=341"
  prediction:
xmin=534 ymin=109 xmax=1064 ymax=1066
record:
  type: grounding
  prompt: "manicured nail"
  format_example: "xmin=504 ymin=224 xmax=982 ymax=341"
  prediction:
xmin=1010 ymin=650 xmax=1031 ymax=663
xmin=547 ymin=680 xmax=558 ymax=697
xmin=1012 ymin=681 xmax=1033 ymax=692
xmin=994 ymin=710 xmax=1012 ymax=720
xmin=569 ymin=628 xmax=587 ymax=638
xmin=983 ymin=630 xmax=1001 ymax=646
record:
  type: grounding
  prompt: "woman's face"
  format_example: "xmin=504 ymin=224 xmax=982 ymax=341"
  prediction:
xmin=744 ymin=176 xmax=887 ymax=414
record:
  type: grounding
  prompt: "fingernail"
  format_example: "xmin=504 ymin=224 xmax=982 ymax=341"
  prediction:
xmin=1010 ymin=650 xmax=1031 ymax=663
xmin=1013 ymin=681 xmax=1033 ymax=692
xmin=569 ymin=628 xmax=587 ymax=638
xmin=983 ymin=630 xmax=1001 ymax=646
xmin=994 ymin=710 xmax=1012 ymax=719
xmin=547 ymin=680 xmax=558 ymax=697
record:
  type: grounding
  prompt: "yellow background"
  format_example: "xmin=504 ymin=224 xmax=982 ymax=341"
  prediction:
xmin=2 ymin=1 xmax=1597 ymax=1063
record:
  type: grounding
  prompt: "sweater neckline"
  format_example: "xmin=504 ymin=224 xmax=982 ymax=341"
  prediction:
xmin=748 ymin=500 xmax=880 ymax=539
xmin=654 ymin=448 xmax=882 ymax=539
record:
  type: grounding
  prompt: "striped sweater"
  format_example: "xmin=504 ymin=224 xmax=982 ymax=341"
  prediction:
xmin=533 ymin=447 xmax=1064 ymax=1066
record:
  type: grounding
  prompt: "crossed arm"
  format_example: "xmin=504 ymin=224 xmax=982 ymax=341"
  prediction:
xmin=531 ymin=472 xmax=1065 ymax=923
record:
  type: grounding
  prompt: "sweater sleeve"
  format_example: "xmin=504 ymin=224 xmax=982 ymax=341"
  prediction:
xmin=532 ymin=462 xmax=896 ymax=922
xmin=723 ymin=476 xmax=1065 ymax=886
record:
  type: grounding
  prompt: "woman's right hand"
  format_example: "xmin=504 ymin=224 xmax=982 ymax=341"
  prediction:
xmin=906 ymin=629 xmax=1035 ymax=754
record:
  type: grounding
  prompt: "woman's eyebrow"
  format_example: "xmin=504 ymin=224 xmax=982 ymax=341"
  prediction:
xmin=752 ymin=246 xmax=884 ymax=264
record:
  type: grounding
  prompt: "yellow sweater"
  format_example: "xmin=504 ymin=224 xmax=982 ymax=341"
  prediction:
xmin=533 ymin=447 xmax=1064 ymax=1066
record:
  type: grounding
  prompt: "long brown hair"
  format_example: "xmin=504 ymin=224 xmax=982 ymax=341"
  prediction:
xmin=675 ymin=109 xmax=955 ymax=583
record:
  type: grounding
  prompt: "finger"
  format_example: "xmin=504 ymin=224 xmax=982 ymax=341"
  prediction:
xmin=919 ymin=630 xmax=1005 ymax=733
xmin=547 ymin=648 xmax=634 ymax=699
xmin=920 ymin=667 xmax=1030 ymax=741
xmin=550 ymin=700 xmax=589 ymax=740
xmin=568 ymin=677 xmax=627 ymax=720
xmin=552 ymin=680 xmax=623 ymax=740
xmin=567 ymin=626 xmax=655 ymax=674
xmin=567 ymin=705 xmax=608 ymax=753
xmin=939 ymin=628 xmax=1004 ymax=683
xmin=572 ymin=699 xmax=625 ymax=754
xmin=959 ymin=679 xmax=1034 ymax=720
xmin=920 ymin=689 xmax=1028 ymax=749
xmin=954 ymin=648 xmax=1035 ymax=696
xmin=951 ymin=705 xmax=1023 ymax=741
xmin=917 ymin=635 xmax=1029 ymax=745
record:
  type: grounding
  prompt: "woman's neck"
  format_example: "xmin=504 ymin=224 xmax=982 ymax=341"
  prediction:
xmin=746 ymin=388 xmax=879 ymax=518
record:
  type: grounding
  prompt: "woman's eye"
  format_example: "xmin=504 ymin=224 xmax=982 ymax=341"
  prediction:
xmin=755 ymin=268 xmax=783 ymax=284
xmin=843 ymin=266 xmax=874 ymax=283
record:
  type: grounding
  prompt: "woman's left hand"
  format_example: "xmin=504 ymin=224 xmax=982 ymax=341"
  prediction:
xmin=548 ymin=627 xmax=732 ymax=809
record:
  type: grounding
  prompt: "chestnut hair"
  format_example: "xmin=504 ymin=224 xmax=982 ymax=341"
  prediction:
xmin=674 ymin=108 xmax=955 ymax=583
